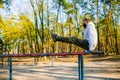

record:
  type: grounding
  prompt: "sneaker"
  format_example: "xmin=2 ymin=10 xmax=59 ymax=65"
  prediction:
xmin=51 ymin=33 xmax=58 ymax=42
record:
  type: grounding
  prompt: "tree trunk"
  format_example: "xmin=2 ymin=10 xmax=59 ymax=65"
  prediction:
xmin=74 ymin=0 xmax=80 ymax=34
xmin=96 ymin=0 xmax=100 ymax=51
xmin=47 ymin=0 xmax=50 ymax=52
xmin=55 ymin=0 xmax=61 ymax=53
xmin=30 ymin=0 xmax=40 ymax=53
xmin=69 ymin=18 xmax=72 ymax=52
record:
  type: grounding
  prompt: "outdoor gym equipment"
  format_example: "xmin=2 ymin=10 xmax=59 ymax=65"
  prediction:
xmin=0 ymin=51 xmax=104 ymax=80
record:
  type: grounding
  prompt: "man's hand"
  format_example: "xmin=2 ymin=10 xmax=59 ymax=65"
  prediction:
xmin=84 ymin=50 xmax=92 ymax=54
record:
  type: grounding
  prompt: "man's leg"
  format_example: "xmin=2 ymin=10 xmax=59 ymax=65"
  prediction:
xmin=51 ymin=33 xmax=89 ymax=50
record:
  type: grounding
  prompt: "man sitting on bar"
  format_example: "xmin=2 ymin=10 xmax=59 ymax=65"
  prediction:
xmin=51 ymin=18 xmax=97 ymax=53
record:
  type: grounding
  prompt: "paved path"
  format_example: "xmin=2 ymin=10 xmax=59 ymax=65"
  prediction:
xmin=0 ymin=61 xmax=120 ymax=80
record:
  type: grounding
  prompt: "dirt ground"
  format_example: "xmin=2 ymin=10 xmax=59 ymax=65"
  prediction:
xmin=0 ymin=56 xmax=120 ymax=80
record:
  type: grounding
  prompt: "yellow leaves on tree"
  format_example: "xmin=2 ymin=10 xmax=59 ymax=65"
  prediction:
xmin=1 ymin=15 xmax=34 ymax=44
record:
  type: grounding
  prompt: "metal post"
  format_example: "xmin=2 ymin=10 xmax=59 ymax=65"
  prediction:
xmin=80 ymin=55 xmax=84 ymax=80
xmin=8 ymin=45 xmax=10 ymax=66
xmin=9 ymin=57 xmax=12 ymax=80
xmin=78 ymin=55 xmax=84 ymax=80
xmin=51 ymin=56 xmax=54 ymax=67
xmin=34 ymin=57 xmax=37 ymax=65
xmin=2 ymin=57 xmax=4 ymax=68
xmin=2 ymin=45 xmax=4 ymax=68
xmin=78 ymin=55 xmax=81 ymax=80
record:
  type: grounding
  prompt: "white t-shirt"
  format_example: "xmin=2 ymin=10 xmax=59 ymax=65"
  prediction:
xmin=84 ymin=22 xmax=98 ymax=51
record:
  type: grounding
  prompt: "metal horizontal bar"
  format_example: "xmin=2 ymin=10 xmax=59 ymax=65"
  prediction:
xmin=0 ymin=51 xmax=104 ymax=58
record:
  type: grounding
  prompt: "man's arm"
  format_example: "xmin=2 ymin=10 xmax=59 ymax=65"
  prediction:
xmin=87 ymin=27 xmax=96 ymax=51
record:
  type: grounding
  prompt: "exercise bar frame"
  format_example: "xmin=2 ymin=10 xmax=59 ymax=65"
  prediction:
xmin=0 ymin=51 xmax=104 ymax=80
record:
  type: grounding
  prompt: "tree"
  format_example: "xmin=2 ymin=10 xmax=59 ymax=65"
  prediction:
xmin=30 ymin=0 xmax=40 ymax=53
xmin=0 ymin=0 xmax=4 ymax=8
xmin=0 ymin=0 xmax=120 ymax=56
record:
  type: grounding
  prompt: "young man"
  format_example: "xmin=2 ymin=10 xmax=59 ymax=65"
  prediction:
xmin=51 ymin=18 xmax=97 ymax=53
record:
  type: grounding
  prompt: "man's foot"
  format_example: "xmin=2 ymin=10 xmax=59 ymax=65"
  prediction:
xmin=51 ymin=33 xmax=58 ymax=42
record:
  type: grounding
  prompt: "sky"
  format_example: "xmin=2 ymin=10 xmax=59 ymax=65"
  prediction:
xmin=0 ymin=0 xmax=119 ymax=24
xmin=0 ymin=0 xmax=68 ymax=23
xmin=0 ymin=0 xmax=33 ymax=18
